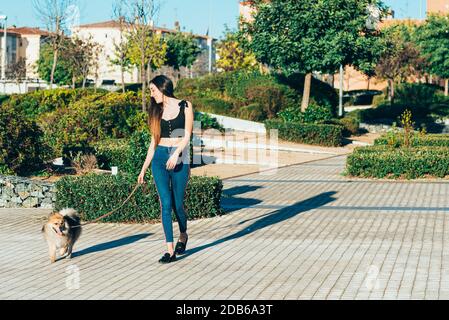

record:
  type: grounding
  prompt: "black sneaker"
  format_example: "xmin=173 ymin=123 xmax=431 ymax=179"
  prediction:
xmin=159 ymin=252 xmax=177 ymax=264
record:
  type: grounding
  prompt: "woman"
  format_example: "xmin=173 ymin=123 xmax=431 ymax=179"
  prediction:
xmin=137 ymin=75 xmax=194 ymax=264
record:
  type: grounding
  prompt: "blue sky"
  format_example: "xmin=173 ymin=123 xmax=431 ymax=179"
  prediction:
xmin=0 ymin=0 xmax=426 ymax=39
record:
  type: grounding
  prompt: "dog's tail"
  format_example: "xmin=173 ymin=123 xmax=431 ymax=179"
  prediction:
xmin=59 ymin=208 xmax=79 ymax=218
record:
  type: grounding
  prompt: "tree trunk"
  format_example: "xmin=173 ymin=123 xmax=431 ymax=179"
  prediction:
xmin=367 ymin=77 xmax=371 ymax=91
xmin=389 ymin=79 xmax=395 ymax=104
xmin=301 ymin=73 xmax=312 ymax=112
xmin=82 ymin=77 xmax=86 ymax=89
xmin=445 ymin=79 xmax=449 ymax=97
xmin=141 ymin=57 xmax=147 ymax=114
xmin=50 ymin=47 xmax=58 ymax=89
xmin=121 ymin=65 xmax=125 ymax=93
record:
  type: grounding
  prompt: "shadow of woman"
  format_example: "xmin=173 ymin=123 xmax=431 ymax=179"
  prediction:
xmin=72 ymin=233 xmax=152 ymax=258
xmin=176 ymin=191 xmax=337 ymax=260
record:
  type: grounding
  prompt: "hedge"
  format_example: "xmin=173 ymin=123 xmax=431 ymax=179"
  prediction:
xmin=264 ymin=119 xmax=344 ymax=147
xmin=55 ymin=172 xmax=224 ymax=223
xmin=346 ymin=145 xmax=449 ymax=179
xmin=375 ymin=134 xmax=449 ymax=148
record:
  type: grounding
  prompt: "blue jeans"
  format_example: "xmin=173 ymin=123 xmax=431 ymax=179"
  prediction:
xmin=151 ymin=145 xmax=190 ymax=243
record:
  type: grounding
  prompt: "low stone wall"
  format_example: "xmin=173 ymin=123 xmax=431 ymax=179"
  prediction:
xmin=0 ymin=175 xmax=56 ymax=209
xmin=360 ymin=123 xmax=396 ymax=133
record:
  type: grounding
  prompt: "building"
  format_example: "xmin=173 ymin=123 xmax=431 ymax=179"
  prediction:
xmin=71 ymin=20 xmax=216 ymax=86
xmin=0 ymin=29 xmax=19 ymax=75
xmin=0 ymin=26 xmax=50 ymax=81
xmin=427 ymin=0 xmax=449 ymax=14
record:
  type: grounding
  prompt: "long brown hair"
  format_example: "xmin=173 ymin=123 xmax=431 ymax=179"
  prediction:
xmin=148 ymin=75 xmax=177 ymax=146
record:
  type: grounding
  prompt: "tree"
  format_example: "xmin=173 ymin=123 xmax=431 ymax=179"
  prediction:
xmin=33 ymin=0 xmax=76 ymax=88
xmin=216 ymin=29 xmax=258 ymax=72
xmin=37 ymin=41 xmax=73 ymax=86
xmin=375 ymin=24 xmax=428 ymax=102
xmin=111 ymin=7 xmax=133 ymax=93
xmin=241 ymin=0 xmax=388 ymax=111
xmin=117 ymin=0 xmax=162 ymax=113
xmin=352 ymin=31 xmax=388 ymax=90
xmin=126 ymin=31 xmax=167 ymax=85
xmin=165 ymin=31 xmax=201 ymax=78
xmin=62 ymin=35 xmax=102 ymax=89
xmin=415 ymin=14 xmax=449 ymax=96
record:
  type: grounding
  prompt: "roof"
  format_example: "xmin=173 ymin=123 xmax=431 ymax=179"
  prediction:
xmin=0 ymin=29 xmax=20 ymax=36
xmin=75 ymin=20 xmax=214 ymax=40
xmin=7 ymin=27 xmax=51 ymax=36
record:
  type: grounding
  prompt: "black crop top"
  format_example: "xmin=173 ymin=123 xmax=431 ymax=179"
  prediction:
xmin=160 ymin=100 xmax=188 ymax=138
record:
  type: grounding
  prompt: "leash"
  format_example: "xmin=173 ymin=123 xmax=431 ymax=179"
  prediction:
xmin=69 ymin=182 xmax=149 ymax=229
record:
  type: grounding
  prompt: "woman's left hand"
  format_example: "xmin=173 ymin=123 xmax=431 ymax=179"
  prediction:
xmin=166 ymin=152 xmax=180 ymax=170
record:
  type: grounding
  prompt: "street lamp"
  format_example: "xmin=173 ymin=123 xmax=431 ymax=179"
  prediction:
xmin=0 ymin=15 xmax=7 ymax=81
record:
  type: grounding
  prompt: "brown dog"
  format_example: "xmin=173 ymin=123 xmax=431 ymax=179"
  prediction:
xmin=41 ymin=208 xmax=82 ymax=263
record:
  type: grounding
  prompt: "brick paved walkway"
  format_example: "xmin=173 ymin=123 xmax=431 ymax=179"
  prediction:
xmin=1 ymin=155 xmax=449 ymax=300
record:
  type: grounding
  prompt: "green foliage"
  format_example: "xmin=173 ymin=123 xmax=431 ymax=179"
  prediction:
xmin=241 ymin=0 xmax=387 ymax=75
xmin=275 ymin=73 xmax=339 ymax=115
xmin=194 ymin=112 xmax=225 ymax=132
xmin=6 ymin=88 xmax=108 ymax=120
xmin=55 ymin=172 xmax=224 ymax=223
xmin=175 ymin=71 xmax=338 ymax=122
xmin=0 ymin=103 xmax=50 ymax=176
xmin=36 ymin=92 xmax=143 ymax=158
xmin=264 ymin=119 xmax=344 ymax=147
xmin=37 ymin=42 xmax=73 ymax=85
xmin=216 ymin=30 xmax=258 ymax=72
xmin=415 ymin=14 xmax=449 ymax=79
xmin=165 ymin=32 xmax=202 ymax=70
xmin=193 ymin=97 xmax=234 ymax=115
xmin=351 ymin=84 xmax=448 ymax=123
xmin=346 ymin=145 xmax=449 ymax=179
xmin=375 ymin=133 xmax=449 ymax=148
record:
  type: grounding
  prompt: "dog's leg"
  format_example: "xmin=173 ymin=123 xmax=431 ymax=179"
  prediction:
xmin=66 ymin=244 xmax=73 ymax=259
xmin=60 ymin=246 xmax=68 ymax=257
xmin=48 ymin=243 xmax=56 ymax=263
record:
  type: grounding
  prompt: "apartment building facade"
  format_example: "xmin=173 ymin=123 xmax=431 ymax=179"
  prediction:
xmin=71 ymin=20 xmax=216 ymax=86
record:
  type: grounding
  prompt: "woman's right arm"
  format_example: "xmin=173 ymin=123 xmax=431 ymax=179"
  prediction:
xmin=140 ymin=138 xmax=156 ymax=174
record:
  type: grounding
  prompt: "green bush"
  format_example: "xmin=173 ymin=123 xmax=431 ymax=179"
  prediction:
xmin=275 ymin=73 xmax=339 ymax=116
xmin=54 ymin=172 xmax=224 ymax=223
xmin=37 ymin=91 xmax=143 ymax=158
xmin=303 ymin=103 xmax=333 ymax=124
xmin=0 ymin=103 xmax=51 ymax=176
xmin=323 ymin=117 xmax=360 ymax=137
xmin=277 ymin=106 xmax=304 ymax=123
xmin=375 ymin=133 xmax=449 ymax=148
xmin=236 ymin=103 xmax=266 ymax=122
xmin=193 ymin=97 xmax=234 ymax=115
xmin=354 ymin=83 xmax=448 ymax=123
xmin=194 ymin=112 xmax=225 ymax=132
xmin=346 ymin=145 xmax=449 ymax=179
xmin=92 ymin=130 xmax=195 ymax=176
xmin=264 ymin=119 xmax=344 ymax=147
xmin=6 ymin=88 xmax=109 ymax=120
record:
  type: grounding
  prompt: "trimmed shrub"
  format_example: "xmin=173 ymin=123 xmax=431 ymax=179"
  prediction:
xmin=346 ymin=145 xmax=449 ymax=179
xmin=54 ymin=172 xmax=224 ymax=223
xmin=323 ymin=117 xmax=360 ymax=137
xmin=0 ymin=103 xmax=51 ymax=175
xmin=92 ymin=130 xmax=195 ymax=176
xmin=375 ymin=133 xmax=449 ymax=148
xmin=264 ymin=119 xmax=344 ymax=147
